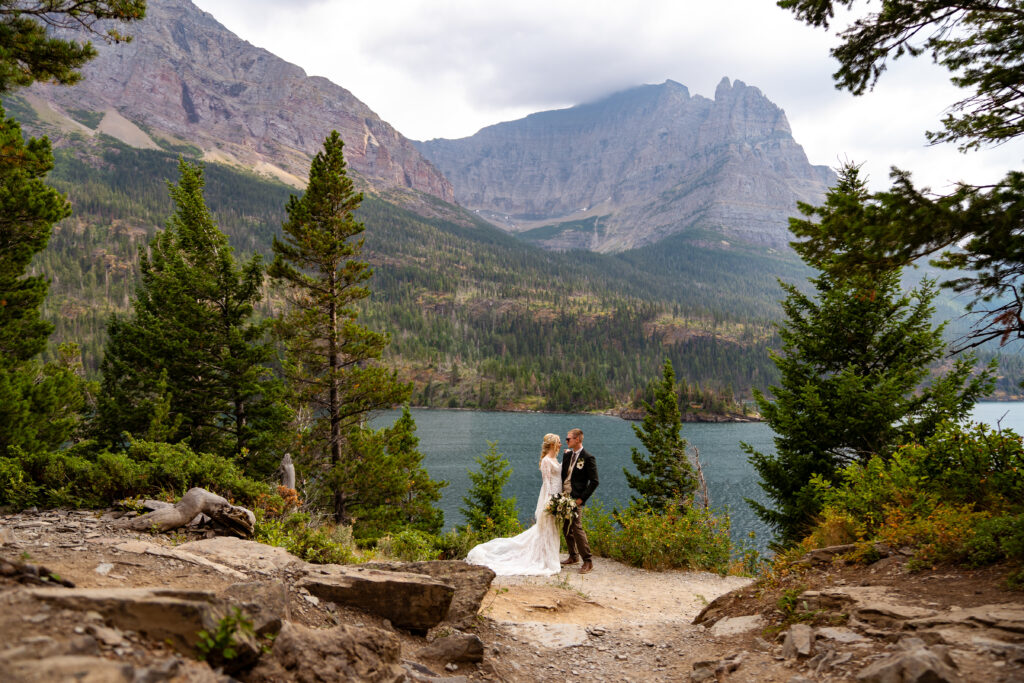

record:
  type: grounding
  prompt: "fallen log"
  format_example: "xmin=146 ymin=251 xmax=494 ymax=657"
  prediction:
xmin=117 ymin=487 xmax=255 ymax=538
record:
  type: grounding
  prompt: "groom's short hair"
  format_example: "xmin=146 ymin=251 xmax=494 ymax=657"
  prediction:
xmin=569 ymin=428 xmax=583 ymax=441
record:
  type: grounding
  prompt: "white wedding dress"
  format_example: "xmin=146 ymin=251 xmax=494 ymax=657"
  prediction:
xmin=465 ymin=454 xmax=562 ymax=576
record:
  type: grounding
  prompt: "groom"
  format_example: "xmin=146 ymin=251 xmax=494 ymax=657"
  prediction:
xmin=561 ymin=428 xmax=599 ymax=574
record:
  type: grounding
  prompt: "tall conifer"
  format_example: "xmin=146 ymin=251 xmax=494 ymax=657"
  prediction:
xmin=96 ymin=159 xmax=289 ymax=474
xmin=743 ymin=166 xmax=995 ymax=547
xmin=270 ymin=131 xmax=409 ymax=523
xmin=0 ymin=108 xmax=84 ymax=456
xmin=624 ymin=359 xmax=697 ymax=512
xmin=0 ymin=2 xmax=145 ymax=457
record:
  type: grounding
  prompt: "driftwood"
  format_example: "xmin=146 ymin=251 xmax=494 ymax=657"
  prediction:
xmin=690 ymin=445 xmax=710 ymax=509
xmin=117 ymin=487 xmax=255 ymax=538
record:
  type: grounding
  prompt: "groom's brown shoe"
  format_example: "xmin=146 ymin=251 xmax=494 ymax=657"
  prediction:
xmin=560 ymin=556 xmax=579 ymax=566
xmin=579 ymin=560 xmax=593 ymax=574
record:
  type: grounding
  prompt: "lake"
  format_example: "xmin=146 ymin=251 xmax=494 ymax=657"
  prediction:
xmin=373 ymin=402 xmax=1023 ymax=550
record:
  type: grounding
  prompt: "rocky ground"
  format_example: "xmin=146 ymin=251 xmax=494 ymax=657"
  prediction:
xmin=1 ymin=508 xmax=1022 ymax=682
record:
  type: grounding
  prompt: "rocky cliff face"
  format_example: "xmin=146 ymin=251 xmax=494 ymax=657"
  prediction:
xmin=31 ymin=0 xmax=453 ymax=201
xmin=416 ymin=79 xmax=833 ymax=251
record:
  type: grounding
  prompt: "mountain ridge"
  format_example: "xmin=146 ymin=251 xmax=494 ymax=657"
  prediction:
xmin=26 ymin=0 xmax=454 ymax=204
xmin=415 ymin=77 xmax=835 ymax=252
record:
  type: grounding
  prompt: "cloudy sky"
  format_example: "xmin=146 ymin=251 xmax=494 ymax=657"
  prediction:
xmin=191 ymin=0 xmax=1022 ymax=192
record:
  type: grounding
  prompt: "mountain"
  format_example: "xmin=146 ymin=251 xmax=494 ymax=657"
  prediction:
xmin=10 ymin=0 xmax=1018 ymax=405
xmin=415 ymin=79 xmax=835 ymax=252
xmin=24 ymin=0 xmax=453 ymax=204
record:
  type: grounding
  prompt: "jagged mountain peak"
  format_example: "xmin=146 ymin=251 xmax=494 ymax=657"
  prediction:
xmin=415 ymin=79 xmax=834 ymax=252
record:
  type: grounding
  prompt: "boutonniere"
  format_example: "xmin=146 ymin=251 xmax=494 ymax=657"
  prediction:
xmin=575 ymin=458 xmax=585 ymax=470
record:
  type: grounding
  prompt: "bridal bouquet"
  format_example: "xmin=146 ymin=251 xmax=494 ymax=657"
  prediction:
xmin=546 ymin=493 xmax=578 ymax=522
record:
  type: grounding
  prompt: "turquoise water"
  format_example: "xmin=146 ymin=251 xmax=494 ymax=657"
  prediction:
xmin=372 ymin=402 xmax=1023 ymax=549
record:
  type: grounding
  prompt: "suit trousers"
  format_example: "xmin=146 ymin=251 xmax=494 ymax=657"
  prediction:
xmin=563 ymin=507 xmax=591 ymax=561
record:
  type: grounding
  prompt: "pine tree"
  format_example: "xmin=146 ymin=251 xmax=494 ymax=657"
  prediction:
xmin=342 ymin=407 xmax=446 ymax=543
xmin=460 ymin=441 xmax=521 ymax=536
xmin=0 ymin=106 xmax=84 ymax=456
xmin=95 ymin=159 xmax=289 ymax=475
xmin=624 ymin=359 xmax=697 ymax=512
xmin=0 ymin=2 xmax=143 ymax=457
xmin=743 ymin=166 xmax=996 ymax=547
xmin=0 ymin=2 xmax=145 ymax=93
xmin=269 ymin=131 xmax=409 ymax=522
xmin=780 ymin=0 xmax=1024 ymax=348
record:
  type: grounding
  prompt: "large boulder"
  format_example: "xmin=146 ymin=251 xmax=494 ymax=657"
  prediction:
xmin=7 ymin=655 xmax=135 ymax=682
xmin=219 ymin=581 xmax=291 ymax=637
xmin=27 ymin=587 xmax=263 ymax=667
xmin=246 ymin=621 xmax=405 ymax=683
xmin=299 ymin=565 xmax=454 ymax=633
xmin=362 ymin=560 xmax=494 ymax=627
xmin=176 ymin=537 xmax=307 ymax=574
xmin=856 ymin=643 xmax=962 ymax=683
xmin=417 ymin=632 xmax=485 ymax=664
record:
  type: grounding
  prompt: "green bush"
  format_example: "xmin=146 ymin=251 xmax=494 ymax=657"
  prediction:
xmin=375 ymin=529 xmax=440 ymax=561
xmin=0 ymin=456 xmax=40 ymax=509
xmin=0 ymin=439 xmax=269 ymax=510
xmin=434 ymin=527 xmax=486 ymax=560
xmin=964 ymin=514 xmax=1024 ymax=567
xmin=806 ymin=422 xmax=1024 ymax=574
xmin=583 ymin=501 xmax=732 ymax=572
xmin=254 ymin=512 xmax=357 ymax=564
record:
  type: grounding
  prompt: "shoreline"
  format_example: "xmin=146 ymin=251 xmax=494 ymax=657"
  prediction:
xmin=401 ymin=404 xmax=763 ymax=423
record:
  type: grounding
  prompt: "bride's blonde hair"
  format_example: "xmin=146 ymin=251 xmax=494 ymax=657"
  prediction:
xmin=539 ymin=433 xmax=561 ymax=467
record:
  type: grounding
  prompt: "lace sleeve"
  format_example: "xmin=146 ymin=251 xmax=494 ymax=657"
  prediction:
xmin=541 ymin=457 xmax=562 ymax=496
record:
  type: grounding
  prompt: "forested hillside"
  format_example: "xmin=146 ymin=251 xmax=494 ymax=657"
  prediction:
xmin=27 ymin=129 xmax=802 ymax=411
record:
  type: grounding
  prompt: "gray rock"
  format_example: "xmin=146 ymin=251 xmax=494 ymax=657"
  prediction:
xmin=87 ymin=623 xmax=126 ymax=647
xmin=417 ymin=633 xmax=485 ymax=664
xmin=690 ymin=665 xmax=716 ymax=682
xmin=247 ymin=621 xmax=404 ymax=683
xmin=0 ymin=526 xmax=17 ymax=545
xmin=781 ymin=623 xmax=815 ymax=659
xmin=299 ymin=565 xmax=454 ymax=633
xmin=856 ymin=646 xmax=963 ymax=683
xmin=817 ymin=626 xmax=869 ymax=644
xmin=362 ymin=560 xmax=494 ymax=628
xmin=7 ymin=654 xmax=135 ymax=682
xmin=27 ymin=586 xmax=260 ymax=666
xmin=709 ymin=614 xmax=765 ymax=636
xmin=907 ymin=602 xmax=1024 ymax=636
xmin=220 ymin=581 xmax=290 ymax=636
xmin=176 ymin=536 xmax=307 ymax=574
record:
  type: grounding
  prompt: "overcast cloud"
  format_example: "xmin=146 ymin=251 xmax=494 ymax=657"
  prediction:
xmin=192 ymin=0 xmax=1022 ymax=192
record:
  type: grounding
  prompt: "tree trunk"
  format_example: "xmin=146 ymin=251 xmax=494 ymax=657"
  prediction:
xmin=328 ymin=274 xmax=343 ymax=523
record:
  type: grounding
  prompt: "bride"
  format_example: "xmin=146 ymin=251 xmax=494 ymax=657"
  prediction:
xmin=465 ymin=433 xmax=563 ymax=576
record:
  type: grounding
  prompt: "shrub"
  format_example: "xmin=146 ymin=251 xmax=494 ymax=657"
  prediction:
xmin=130 ymin=439 xmax=268 ymax=504
xmin=806 ymin=421 xmax=1024 ymax=573
xmin=459 ymin=442 xmax=522 ymax=537
xmin=964 ymin=514 xmax=1024 ymax=567
xmin=0 ymin=439 xmax=271 ymax=511
xmin=195 ymin=607 xmax=254 ymax=664
xmin=434 ymin=527 xmax=486 ymax=560
xmin=375 ymin=529 xmax=440 ymax=561
xmin=0 ymin=456 xmax=39 ymax=509
xmin=253 ymin=511 xmax=357 ymax=564
xmin=583 ymin=502 xmax=732 ymax=572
